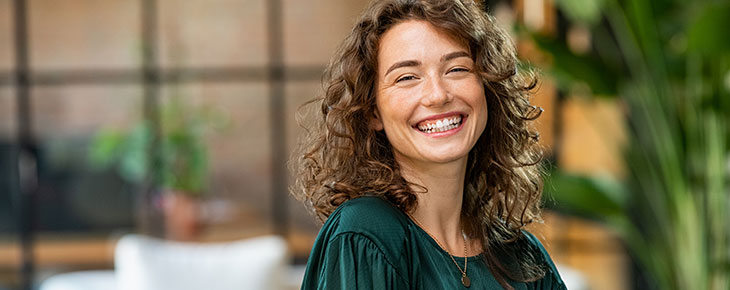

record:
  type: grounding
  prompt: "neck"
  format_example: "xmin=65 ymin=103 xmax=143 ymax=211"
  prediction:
xmin=397 ymin=156 xmax=468 ymax=254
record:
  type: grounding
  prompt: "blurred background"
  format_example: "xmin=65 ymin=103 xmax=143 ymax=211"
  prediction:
xmin=0 ymin=0 xmax=727 ymax=289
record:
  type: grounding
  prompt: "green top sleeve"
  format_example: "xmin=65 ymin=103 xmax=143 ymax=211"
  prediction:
xmin=300 ymin=196 xmax=411 ymax=290
xmin=311 ymin=232 xmax=410 ymax=289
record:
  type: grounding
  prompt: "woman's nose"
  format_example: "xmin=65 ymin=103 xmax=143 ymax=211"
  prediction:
xmin=421 ymin=77 xmax=452 ymax=107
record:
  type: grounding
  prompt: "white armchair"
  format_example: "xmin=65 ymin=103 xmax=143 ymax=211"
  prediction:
xmin=40 ymin=234 xmax=289 ymax=290
xmin=38 ymin=271 xmax=116 ymax=290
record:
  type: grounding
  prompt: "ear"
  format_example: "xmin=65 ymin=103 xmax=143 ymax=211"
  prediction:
xmin=370 ymin=108 xmax=384 ymax=131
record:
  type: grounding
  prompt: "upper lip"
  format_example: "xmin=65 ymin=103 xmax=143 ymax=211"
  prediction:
xmin=413 ymin=112 xmax=465 ymax=127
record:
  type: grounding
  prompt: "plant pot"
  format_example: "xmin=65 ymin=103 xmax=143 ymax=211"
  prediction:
xmin=161 ymin=190 xmax=203 ymax=241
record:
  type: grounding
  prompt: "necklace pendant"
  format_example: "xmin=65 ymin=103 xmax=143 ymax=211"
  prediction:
xmin=461 ymin=274 xmax=471 ymax=288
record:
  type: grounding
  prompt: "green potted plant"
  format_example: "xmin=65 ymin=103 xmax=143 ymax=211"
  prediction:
xmin=527 ymin=0 xmax=730 ymax=288
xmin=89 ymin=97 xmax=225 ymax=240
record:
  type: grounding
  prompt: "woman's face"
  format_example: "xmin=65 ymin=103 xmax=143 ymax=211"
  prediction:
xmin=373 ymin=20 xmax=488 ymax=168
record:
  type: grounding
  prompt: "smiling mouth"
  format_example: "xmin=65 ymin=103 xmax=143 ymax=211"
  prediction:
xmin=416 ymin=114 xmax=464 ymax=133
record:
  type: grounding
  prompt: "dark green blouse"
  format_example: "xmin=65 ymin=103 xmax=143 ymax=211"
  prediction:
xmin=301 ymin=196 xmax=566 ymax=290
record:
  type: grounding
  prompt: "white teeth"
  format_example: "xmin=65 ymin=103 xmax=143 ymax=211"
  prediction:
xmin=416 ymin=115 xmax=463 ymax=133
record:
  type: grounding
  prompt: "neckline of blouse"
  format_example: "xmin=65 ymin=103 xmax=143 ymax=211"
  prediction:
xmin=403 ymin=213 xmax=485 ymax=261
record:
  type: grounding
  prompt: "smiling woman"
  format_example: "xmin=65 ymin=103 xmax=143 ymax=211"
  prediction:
xmin=290 ymin=0 xmax=565 ymax=289
xmin=373 ymin=20 xmax=487 ymax=167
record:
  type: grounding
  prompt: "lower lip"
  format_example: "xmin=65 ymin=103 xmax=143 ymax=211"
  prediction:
xmin=415 ymin=115 xmax=467 ymax=138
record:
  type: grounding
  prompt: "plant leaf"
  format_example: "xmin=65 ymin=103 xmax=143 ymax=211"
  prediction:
xmin=543 ymin=170 xmax=626 ymax=220
xmin=529 ymin=33 xmax=619 ymax=96
xmin=687 ymin=2 xmax=730 ymax=57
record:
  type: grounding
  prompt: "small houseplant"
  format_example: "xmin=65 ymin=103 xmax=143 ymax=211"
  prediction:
xmin=89 ymin=97 xmax=225 ymax=240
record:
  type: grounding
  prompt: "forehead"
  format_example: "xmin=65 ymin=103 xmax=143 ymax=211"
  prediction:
xmin=377 ymin=20 xmax=469 ymax=65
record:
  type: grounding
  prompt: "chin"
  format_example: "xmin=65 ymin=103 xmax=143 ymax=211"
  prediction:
xmin=421 ymin=149 xmax=470 ymax=164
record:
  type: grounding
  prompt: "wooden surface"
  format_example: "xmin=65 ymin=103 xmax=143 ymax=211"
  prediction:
xmin=0 ymin=236 xmax=116 ymax=269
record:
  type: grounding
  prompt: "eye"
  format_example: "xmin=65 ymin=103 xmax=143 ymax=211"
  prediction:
xmin=447 ymin=67 xmax=470 ymax=74
xmin=395 ymin=75 xmax=418 ymax=83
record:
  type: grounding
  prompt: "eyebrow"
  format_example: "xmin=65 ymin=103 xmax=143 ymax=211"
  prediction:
xmin=441 ymin=51 xmax=470 ymax=62
xmin=384 ymin=60 xmax=421 ymax=77
xmin=383 ymin=51 xmax=472 ymax=77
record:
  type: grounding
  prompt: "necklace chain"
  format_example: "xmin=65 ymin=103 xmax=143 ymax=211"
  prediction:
xmin=407 ymin=213 xmax=470 ymax=286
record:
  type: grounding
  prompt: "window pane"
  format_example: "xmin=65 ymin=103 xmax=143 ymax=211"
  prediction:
xmin=29 ymin=0 xmax=141 ymax=70
xmin=283 ymin=0 xmax=369 ymax=66
xmin=0 ymin=87 xmax=15 ymax=139
xmin=0 ymin=0 xmax=12 ymax=71
xmin=158 ymin=0 xmax=267 ymax=68
xmin=0 ymin=87 xmax=16 ymax=236
xmin=30 ymin=84 xmax=143 ymax=233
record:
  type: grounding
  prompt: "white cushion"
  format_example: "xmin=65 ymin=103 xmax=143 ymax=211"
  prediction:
xmin=115 ymin=234 xmax=288 ymax=290
xmin=556 ymin=263 xmax=589 ymax=290
xmin=39 ymin=270 xmax=116 ymax=290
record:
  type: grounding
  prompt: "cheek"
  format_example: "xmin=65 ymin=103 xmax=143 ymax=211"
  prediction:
xmin=378 ymin=94 xmax=412 ymax=124
xmin=373 ymin=98 xmax=400 ymax=131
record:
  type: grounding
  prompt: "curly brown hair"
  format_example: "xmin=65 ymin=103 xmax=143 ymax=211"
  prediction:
xmin=290 ymin=0 xmax=545 ymax=287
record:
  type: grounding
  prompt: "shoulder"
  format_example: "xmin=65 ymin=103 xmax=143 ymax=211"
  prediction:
xmin=333 ymin=196 xmax=409 ymax=229
xmin=327 ymin=196 xmax=410 ymax=239
xmin=324 ymin=196 xmax=410 ymax=259
xmin=520 ymin=230 xmax=553 ymax=264
xmin=301 ymin=196 xmax=412 ymax=289
xmin=521 ymin=230 xmax=544 ymax=249
xmin=521 ymin=230 xmax=567 ymax=289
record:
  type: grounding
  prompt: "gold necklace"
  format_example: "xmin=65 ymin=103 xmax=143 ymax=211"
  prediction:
xmin=407 ymin=213 xmax=471 ymax=288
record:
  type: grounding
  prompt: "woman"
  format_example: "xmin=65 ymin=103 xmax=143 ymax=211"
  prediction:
xmin=291 ymin=0 xmax=566 ymax=289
